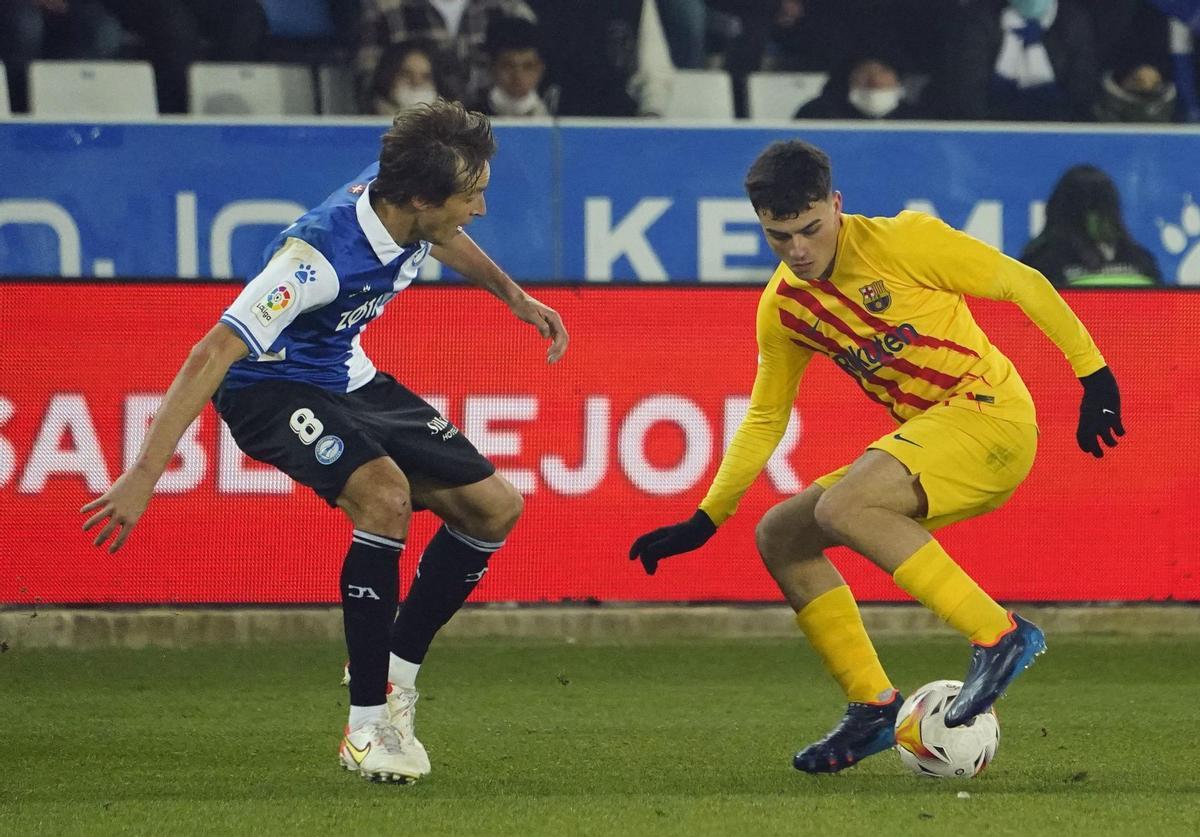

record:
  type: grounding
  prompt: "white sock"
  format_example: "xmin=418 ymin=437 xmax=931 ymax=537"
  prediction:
xmin=389 ymin=654 xmax=420 ymax=689
xmin=348 ymin=704 xmax=387 ymax=731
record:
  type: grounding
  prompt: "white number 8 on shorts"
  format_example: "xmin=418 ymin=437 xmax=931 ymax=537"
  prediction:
xmin=289 ymin=407 xmax=325 ymax=445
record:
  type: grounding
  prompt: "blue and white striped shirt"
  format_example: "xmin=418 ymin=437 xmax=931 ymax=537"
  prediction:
xmin=221 ymin=162 xmax=432 ymax=392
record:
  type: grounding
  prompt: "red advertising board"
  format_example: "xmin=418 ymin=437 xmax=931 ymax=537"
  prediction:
xmin=1 ymin=283 xmax=1196 ymax=603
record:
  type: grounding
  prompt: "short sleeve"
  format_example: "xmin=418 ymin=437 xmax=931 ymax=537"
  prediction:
xmin=220 ymin=238 xmax=339 ymax=358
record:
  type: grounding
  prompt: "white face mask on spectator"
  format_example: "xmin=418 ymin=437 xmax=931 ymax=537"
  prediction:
xmin=392 ymin=83 xmax=439 ymax=110
xmin=848 ymin=86 xmax=902 ymax=118
xmin=488 ymin=86 xmax=548 ymax=117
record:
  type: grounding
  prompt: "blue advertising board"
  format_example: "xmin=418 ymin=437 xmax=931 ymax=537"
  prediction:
xmin=0 ymin=120 xmax=1195 ymax=284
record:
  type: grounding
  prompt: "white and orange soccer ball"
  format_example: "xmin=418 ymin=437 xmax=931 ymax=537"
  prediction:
xmin=894 ymin=679 xmax=1000 ymax=778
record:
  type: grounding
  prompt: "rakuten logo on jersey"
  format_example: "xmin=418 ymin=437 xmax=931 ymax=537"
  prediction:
xmin=831 ymin=322 xmax=920 ymax=379
xmin=336 ymin=293 xmax=394 ymax=332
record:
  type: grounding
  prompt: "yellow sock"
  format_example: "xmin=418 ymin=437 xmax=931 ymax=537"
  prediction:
xmin=795 ymin=585 xmax=894 ymax=704
xmin=892 ymin=539 xmax=1013 ymax=645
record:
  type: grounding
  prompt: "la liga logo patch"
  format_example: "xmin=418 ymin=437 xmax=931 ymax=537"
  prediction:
xmin=264 ymin=285 xmax=293 ymax=311
xmin=251 ymin=280 xmax=297 ymax=327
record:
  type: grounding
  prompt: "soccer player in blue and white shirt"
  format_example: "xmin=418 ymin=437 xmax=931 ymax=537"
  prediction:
xmin=82 ymin=101 xmax=568 ymax=783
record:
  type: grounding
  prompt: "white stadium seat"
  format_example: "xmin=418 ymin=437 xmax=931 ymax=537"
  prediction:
xmin=188 ymin=63 xmax=316 ymax=116
xmin=29 ymin=60 xmax=157 ymax=118
xmin=317 ymin=64 xmax=357 ymax=115
xmin=663 ymin=69 xmax=734 ymax=120
xmin=0 ymin=63 xmax=10 ymax=117
xmin=747 ymin=72 xmax=829 ymax=120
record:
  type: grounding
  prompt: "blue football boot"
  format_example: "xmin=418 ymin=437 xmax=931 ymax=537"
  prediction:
xmin=944 ymin=612 xmax=1046 ymax=728
xmin=792 ymin=690 xmax=903 ymax=774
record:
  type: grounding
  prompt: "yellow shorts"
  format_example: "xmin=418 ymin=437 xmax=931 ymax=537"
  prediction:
xmin=813 ymin=405 xmax=1038 ymax=531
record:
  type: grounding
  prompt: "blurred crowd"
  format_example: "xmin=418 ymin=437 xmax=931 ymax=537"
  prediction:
xmin=2 ymin=0 xmax=1198 ymax=121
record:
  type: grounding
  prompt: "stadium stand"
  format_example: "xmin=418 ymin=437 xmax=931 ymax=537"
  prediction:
xmin=747 ymin=71 xmax=829 ymax=120
xmin=188 ymin=62 xmax=317 ymax=116
xmin=29 ymin=60 xmax=156 ymax=117
xmin=317 ymin=64 xmax=358 ymax=115
xmin=663 ymin=69 xmax=735 ymax=119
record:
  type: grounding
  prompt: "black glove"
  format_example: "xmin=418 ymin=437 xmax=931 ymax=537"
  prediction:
xmin=629 ymin=509 xmax=717 ymax=576
xmin=1077 ymin=366 xmax=1124 ymax=458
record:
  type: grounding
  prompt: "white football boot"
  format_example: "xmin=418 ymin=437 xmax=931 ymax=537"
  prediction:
xmin=341 ymin=663 xmax=431 ymax=778
xmin=338 ymin=720 xmax=424 ymax=783
xmin=386 ymin=682 xmax=431 ymax=777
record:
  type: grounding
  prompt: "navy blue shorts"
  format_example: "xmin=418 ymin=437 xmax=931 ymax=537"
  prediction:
xmin=214 ymin=372 xmax=495 ymax=506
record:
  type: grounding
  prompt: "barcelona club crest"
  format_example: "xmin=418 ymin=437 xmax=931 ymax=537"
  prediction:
xmin=859 ymin=280 xmax=892 ymax=313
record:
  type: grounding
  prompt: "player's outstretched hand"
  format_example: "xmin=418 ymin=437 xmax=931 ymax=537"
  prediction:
xmin=80 ymin=470 xmax=156 ymax=553
xmin=509 ymin=293 xmax=569 ymax=363
xmin=629 ymin=510 xmax=717 ymax=575
xmin=1077 ymin=366 xmax=1124 ymax=458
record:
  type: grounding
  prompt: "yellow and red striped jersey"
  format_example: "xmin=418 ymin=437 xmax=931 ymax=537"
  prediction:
xmin=699 ymin=210 xmax=1105 ymax=525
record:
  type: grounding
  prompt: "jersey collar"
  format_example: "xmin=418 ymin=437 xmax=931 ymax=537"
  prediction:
xmin=356 ymin=180 xmax=406 ymax=264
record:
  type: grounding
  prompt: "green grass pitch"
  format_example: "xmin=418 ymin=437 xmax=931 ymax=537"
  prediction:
xmin=2 ymin=634 xmax=1197 ymax=835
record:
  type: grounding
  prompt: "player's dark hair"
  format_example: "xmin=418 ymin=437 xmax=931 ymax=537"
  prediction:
xmin=744 ymin=140 xmax=832 ymax=219
xmin=375 ymin=99 xmax=497 ymax=207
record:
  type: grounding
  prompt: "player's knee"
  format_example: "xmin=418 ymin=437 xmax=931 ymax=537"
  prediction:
xmin=486 ymin=480 xmax=524 ymax=539
xmin=755 ymin=506 xmax=791 ymax=568
xmin=353 ymin=481 xmax=413 ymax=535
xmin=756 ymin=503 xmax=823 ymax=570
xmin=463 ymin=479 xmax=523 ymax=543
xmin=812 ymin=487 xmax=854 ymax=540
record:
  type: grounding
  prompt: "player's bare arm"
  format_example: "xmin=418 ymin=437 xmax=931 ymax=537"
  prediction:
xmin=80 ymin=322 xmax=249 ymax=553
xmin=431 ymin=232 xmax=569 ymax=363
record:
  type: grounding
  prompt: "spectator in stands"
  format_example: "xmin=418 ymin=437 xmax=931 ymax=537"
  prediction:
xmin=1094 ymin=57 xmax=1177 ymax=122
xmin=528 ymin=0 xmax=672 ymax=116
xmin=767 ymin=0 xmax=951 ymax=115
xmin=1086 ymin=2 xmax=1178 ymax=122
xmin=0 ymin=0 xmax=122 ymax=113
xmin=1021 ymin=164 xmax=1162 ymax=287
xmin=368 ymin=40 xmax=442 ymax=115
xmin=98 ymin=0 xmax=268 ymax=113
xmin=354 ymin=0 xmax=535 ymax=108
xmin=795 ymin=55 xmax=929 ymax=119
xmin=472 ymin=15 xmax=551 ymax=117
xmin=940 ymin=0 xmax=1099 ymax=121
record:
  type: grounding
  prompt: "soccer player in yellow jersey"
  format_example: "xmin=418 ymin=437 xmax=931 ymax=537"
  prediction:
xmin=630 ymin=140 xmax=1124 ymax=774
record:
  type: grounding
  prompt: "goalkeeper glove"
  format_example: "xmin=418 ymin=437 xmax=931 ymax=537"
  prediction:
xmin=1077 ymin=366 xmax=1124 ymax=458
xmin=629 ymin=509 xmax=717 ymax=576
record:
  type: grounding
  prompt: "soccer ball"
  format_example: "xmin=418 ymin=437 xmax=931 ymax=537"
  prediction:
xmin=893 ymin=679 xmax=999 ymax=778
